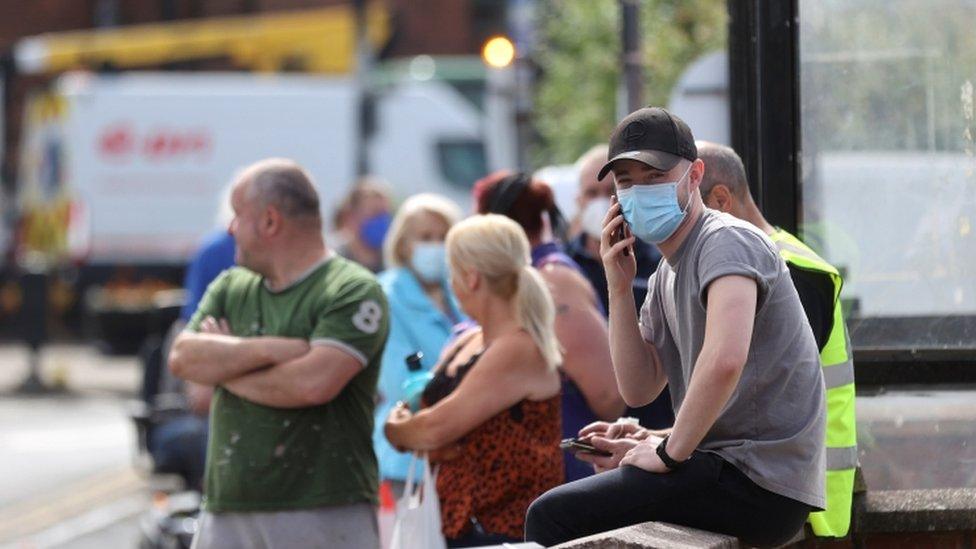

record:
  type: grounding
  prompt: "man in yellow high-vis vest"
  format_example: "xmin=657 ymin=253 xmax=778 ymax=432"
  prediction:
xmin=697 ymin=141 xmax=857 ymax=537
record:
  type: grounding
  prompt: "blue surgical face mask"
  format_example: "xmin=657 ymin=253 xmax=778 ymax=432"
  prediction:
xmin=410 ymin=242 xmax=448 ymax=284
xmin=616 ymin=164 xmax=692 ymax=244
xmin=360 ymin=212 xmax=392 ymax=250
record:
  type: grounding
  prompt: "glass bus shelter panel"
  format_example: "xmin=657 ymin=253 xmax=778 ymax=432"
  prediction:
xmin=857 ymin=389 xmax=976 ymax=490
xmin=798 ymin=0 xmax=976 ymax=350
xmin=800 ymin=0 xmax=976 ymax=491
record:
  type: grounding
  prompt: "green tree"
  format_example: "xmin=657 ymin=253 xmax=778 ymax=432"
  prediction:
xmin=532 ymin=0 xmax=727 ymax=167
xmin=800 ymin=0 xmax=976 ymax=153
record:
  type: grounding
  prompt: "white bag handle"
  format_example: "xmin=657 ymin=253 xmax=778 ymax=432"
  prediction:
xmin=390 ymin=451 xmax=446 ymax=549
xmin=402 ymin=452 xmax=421 ymax=502
xmin=422 ymin=456 xmax=437 ymax=496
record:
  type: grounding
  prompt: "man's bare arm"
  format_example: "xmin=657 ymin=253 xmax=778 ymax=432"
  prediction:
xmin=664 ymin=275 xmax=757 ymax=461
xmin=608 ymin=288 xmax=667 ymax=407
xmin=600 ymin=201 xmax=667 ymax=407
xmin=168 ymin=331 xmax=310 ymax=385
xmin=221 ymin=345 xmax=362 ymax=408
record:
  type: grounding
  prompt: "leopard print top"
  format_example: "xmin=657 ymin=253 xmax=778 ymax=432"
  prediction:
xmin=435 ymin=391 xmax=563 ymax=539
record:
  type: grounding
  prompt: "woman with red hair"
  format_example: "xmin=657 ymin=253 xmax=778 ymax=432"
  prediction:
xmin=473 ymin=171 xmax=625 ymax=483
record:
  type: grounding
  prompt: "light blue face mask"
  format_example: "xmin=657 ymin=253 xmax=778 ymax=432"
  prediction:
xmin=410 ymin=242 xmax=448 ymax=284
xmin=616 ymin=164 xmax=692 ymax=244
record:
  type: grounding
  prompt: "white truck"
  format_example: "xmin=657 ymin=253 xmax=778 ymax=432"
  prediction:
xmin=18 ymin=68 xmax=516 ymax=265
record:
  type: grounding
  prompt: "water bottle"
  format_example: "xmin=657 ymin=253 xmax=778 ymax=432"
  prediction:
xmin=400 ymin=352 xmax=432 ymax=411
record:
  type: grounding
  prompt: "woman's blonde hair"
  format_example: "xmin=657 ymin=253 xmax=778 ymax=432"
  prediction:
xmin=446 ymin=214 xmax=561 ymax=369
xmin=383 ymin=193 xmax=463 ymax=268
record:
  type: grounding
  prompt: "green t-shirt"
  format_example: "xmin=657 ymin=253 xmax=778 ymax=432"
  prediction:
xmin=187 ymin=256 xmax=389 ymax=512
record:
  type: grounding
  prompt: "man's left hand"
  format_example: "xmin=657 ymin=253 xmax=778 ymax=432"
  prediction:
xmin=575 ymin=436 xmax=638 ymax=473
xmin=200 ymin=316 xmax=232 ymax=336
xmin=619 ymin=438 xmax=672 ymax=473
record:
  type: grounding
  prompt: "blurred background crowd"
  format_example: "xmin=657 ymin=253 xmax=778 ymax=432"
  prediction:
xmin=1 ymin=0 xmax=975 ymax=547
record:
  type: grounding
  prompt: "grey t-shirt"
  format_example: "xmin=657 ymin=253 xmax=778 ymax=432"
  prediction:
xmin=639 ymin=209 xmax=826 ymax=508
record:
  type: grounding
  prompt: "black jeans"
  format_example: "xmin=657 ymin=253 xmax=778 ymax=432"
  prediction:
xmin=524 ymin=452 xmax=812 ymax=548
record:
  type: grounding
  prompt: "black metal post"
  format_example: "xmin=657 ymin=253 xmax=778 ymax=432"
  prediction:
xmin=620 ymin=0 xmax=643 ymax=113
xmin=513 ymin=57 xmax=533 ymax=171
xmin=728 ymin=0 xmax=801 ymax=234
xmin=353 ymin=0 xmax=374 ymax=178
xmin=18 ymin=268 xmax=50 ymax=393
xmin=1 ymin=52 xmax=12 ymax=199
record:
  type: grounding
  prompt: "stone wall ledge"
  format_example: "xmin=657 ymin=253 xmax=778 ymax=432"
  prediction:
xmin=548 ymin=487 xmax=976 ymax=548
xmin=854 ymin=487 xmax=976 ymax=533
xmin=552 ymin=521 xmax=740 ymax=549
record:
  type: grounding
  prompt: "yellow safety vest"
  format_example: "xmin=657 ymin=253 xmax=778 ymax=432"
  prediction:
xmin=771 ymin=229 xmax=857 ymax=538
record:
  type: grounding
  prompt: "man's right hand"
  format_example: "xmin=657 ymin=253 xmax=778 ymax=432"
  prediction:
xmin=600 ymin=197 xmax=637 ymax=294
xmin=578 ymin=420 xmax=647 ymax=441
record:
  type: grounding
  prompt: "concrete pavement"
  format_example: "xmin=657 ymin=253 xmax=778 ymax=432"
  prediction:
xmin=0 ymin=343 xmax=141 ymax=396
xmin=0 ymin=343 xmax=150 ymax=548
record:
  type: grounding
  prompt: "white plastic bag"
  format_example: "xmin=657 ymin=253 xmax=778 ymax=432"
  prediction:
xmin=390 ymin=452 xmax=447 ymax=549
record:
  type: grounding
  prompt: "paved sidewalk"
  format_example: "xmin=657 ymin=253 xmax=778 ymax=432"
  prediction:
xmin=0 ymin=344 xmax=149 ymax=547
xmin=0 ymin=343 xmax=140 ymax=397
xmin=0 ymin=467 xmax=147 ymax=546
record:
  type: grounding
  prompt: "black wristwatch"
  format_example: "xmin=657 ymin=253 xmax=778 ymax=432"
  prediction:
xmin=655 ymin=435 xmax=686 ymax=470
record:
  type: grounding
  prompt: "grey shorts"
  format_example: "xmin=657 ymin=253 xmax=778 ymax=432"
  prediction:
xmin=191 ymin=502 xmax=378 ymax=549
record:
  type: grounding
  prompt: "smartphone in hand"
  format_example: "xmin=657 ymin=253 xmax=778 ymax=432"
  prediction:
xmin=560 ymin=437 xmax=613 ymax=457
xmin=611 ymin=195 xmax=630 ymax=257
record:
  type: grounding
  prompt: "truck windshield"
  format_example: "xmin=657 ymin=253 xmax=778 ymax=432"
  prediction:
xmin=437 ymin=139 xmax=488 ymax=189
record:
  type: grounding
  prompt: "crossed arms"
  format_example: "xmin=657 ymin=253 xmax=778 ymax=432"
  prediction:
xmin=168 ymin=317 xmax=362 ymax=409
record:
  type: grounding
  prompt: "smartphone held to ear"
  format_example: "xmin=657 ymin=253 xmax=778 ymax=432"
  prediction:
xmin=611 ymin=195 xmax=630 ymax=257
xmin=560 ymin=437 xmax=613 ymax=457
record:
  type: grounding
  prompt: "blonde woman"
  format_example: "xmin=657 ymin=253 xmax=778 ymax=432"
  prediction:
xmin=475 ymin=171 xmax=625 ymax=483
xmin=373 ymin=193 xmax=466 ymax=496
xmin=385 ymin=214 xmax=563 ymax=547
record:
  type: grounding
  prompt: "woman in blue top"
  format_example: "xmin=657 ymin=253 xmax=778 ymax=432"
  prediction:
xmin=373 ymin=193 xmax=466 ymax=495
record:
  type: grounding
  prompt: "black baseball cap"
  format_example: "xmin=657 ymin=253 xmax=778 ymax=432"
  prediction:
xmin=597 ymin=107 xmax=698 ymax=180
